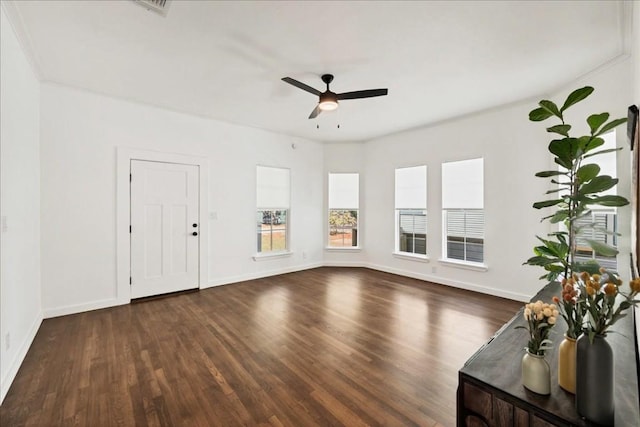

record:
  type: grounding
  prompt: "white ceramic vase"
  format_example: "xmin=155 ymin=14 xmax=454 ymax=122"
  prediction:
xmin=522 ymin=350 xmax=551 ymax=395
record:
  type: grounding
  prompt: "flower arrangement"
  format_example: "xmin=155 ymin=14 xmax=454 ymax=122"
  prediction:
xmin=552 ymin=274 xmax=584 ymax=339
xmin=517 ymin=300 xmax=559 ymax=356
xmin=579 ymin=269 xmax=640 ymax=342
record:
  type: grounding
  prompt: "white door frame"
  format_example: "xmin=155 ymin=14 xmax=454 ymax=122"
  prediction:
xmin=116 ymin=147 xmax=208 ymax=305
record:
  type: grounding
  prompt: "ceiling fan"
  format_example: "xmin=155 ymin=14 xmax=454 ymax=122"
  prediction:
xmin=281 ymin=74 xmax=388 ymax=119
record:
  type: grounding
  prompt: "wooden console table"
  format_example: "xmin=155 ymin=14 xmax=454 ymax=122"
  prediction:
xmin=457 ymin=282 xmax=640 ymax=426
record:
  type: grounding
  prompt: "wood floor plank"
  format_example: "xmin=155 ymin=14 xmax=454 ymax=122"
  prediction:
xmin=0 ymin=267 xmax=522 ymax=426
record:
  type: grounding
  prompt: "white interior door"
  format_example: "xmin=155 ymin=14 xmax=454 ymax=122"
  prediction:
xmin=130 ymin=160 xmax=199 ymax=298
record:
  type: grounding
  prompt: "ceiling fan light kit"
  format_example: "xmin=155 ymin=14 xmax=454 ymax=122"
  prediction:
xmin=282 ymin=74 xmax=388 ymax=119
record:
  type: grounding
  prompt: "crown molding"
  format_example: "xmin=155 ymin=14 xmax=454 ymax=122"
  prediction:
xmin=1 ymin=0 xmax=44 ymax=80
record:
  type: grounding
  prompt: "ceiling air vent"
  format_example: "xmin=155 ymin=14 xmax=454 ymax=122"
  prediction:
xmin=131 ymin=0 xmax=171 ymax=17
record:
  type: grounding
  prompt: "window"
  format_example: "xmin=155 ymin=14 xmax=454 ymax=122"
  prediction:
xmin=574 ymin=210 xmax=618 ymax=269
xmin=395 ymin=166 xmax=427 ymax=256
xmin=328 ymin=173 xmax=359 ymax=247
xmin=256 ymin=166 xmax=290 ymax=253
xmin=442 ymin=158 xmax=484 ymax=263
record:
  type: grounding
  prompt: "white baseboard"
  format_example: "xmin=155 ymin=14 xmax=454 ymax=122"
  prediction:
xmin=205 ymin=262 xmax=324 ymax=288
xmin=1 ymin=312 xmax=42 ymax=404
xmin=322 ymin=261 xmax=369 ymax=268
xmin=366 ymin=262 xmax=531 ymax=302
xmin=43 ymin=298 xmax=121 ymax=319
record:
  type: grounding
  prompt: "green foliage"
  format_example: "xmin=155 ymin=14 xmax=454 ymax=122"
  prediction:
xmin=523 ymin=86 xmax=628 ymax=281
xmin=329 ymin=210 xmax=357 ymax=235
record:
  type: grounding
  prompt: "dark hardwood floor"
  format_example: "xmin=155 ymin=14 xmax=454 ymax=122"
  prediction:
xmin=0 ymin=267 xmax=522 ymax=426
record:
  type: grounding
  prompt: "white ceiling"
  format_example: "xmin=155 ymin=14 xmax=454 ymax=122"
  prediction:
xmin=4 ymin=0 xmax=630 ymax=143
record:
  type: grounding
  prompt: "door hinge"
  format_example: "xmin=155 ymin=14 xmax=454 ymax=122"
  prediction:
xmin=130 ymin=277 xmax=132 ymax=285
xmin=130 ymin=173 xmax=132 ymax=182
xmin=129 ymin=225 xmax=132 ymax=233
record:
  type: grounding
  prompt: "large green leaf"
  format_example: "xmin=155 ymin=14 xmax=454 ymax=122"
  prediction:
xmin=525 ymin=256 xmax=559 ymax=266
xmin=533 ymin=199 xmax=564 ymax=209
xmin=550 ymin=210 xmax=569 ymax=223
xmin=554 ymin=157 xmax=572 ymax=169
xmin=584 ymin=147 xmax=621 ymax=159
xmin=535 ymin=170 xmax=566 ymax=177
xmin=582 ymin=136 xmax=604 ymax=153
xmin=587 ymin=113 xmax=609 ymax=134
xmin=585 ymin=240 xmax=619 ymax=257
xmin=574 ymin=260 xmax=601 ymax=274
xmin=539 ymin=100 xmax=562 ymax=118
xmin=560 ymin=86 xmax=594 ymax=112
xmin=546 ymin=124 xmax=571 ymax=137
xmin=589 ymin=195 xmax=629 ymax=207
xmin=550 ymin=138 xmax=581 ymax=163
xmin=576 ymin=164 xmax=600 ymax=182
xmin=579 ymin=175 xmax=618 ymax=195
xmin=545 ymin=188 xmax=565 ymax=195
xmin=595 ymin=118 xmax=627 ymax=136
xmin=529 ymin=107 xmax=554 ymax=122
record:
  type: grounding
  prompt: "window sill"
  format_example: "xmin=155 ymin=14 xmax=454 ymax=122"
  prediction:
xmin=438 ymin=258 xmax=488 ymax=272
xmin=252 ymin=251 xmax=293 ymax=261
xmin=392 ymin=252 xmax=430 ymax=263
xmin=325 ymin=247 xmax=362 ymax=252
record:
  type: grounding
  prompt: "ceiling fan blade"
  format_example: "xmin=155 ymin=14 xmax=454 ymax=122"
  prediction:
xmin=337 ymin=88 xmax=388 ymax=100
xmin=282 ymin=77 xmax=321 ymax=96
xmin=308 ymin=105 xmax=321 ymax=119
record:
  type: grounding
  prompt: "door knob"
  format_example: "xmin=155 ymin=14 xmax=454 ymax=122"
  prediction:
xmin=193 ymin=223 xmax=198 ymax=228
xmin=192 ymin=232 xmax=198 ymax=236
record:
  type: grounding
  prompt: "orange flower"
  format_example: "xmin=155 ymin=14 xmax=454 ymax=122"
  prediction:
xmin=592 ymin=274 xmax=601 ymax=283
xmin=604 ymin=283 xmax=617 ymax=296
xmin=563 ymin=283 xmax=573 ymax=293
xmin=580 ymin=271 xmax=590 ymax=282
xmin=591 ymin=280 xmax=601 ymax=291
xmin=552 ymin=296 xmax=560 ymax=304
xmin=630 ymin=278 xmax=640 ymax=293
xmin=563 ymin=293 xmax=573 ymax=302
xmin=586 ymin=286 xmax=596 ymax=297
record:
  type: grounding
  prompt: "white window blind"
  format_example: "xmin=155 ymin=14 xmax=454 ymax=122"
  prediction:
xmin=328 ymin=173 xmax=359 ymax=209
xmin=442 ymin=158 xmax=484 ymax=209
xmin=256 ymin=166 xmax=290 ymax=208
xmin=446 ymin=210 xmax=484 ymax=239
xmin=395 ymin=166 xmax=427 ymax=209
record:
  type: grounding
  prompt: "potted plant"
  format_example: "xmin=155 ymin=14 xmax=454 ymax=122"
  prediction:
xmin=525 ymin=86 xmax=631 ymax=422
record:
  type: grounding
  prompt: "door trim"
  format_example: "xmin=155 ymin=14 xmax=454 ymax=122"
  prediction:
xmin=116 ymin=147 xmax=209 ymax=305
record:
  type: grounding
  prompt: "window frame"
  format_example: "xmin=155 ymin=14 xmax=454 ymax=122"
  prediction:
xmin=255 ymin=165 xmax=291 ymax=257
xmin=440 ymin=158 xmax=487 ymax=269
xmin=394 ymin=165 xmax=428 ymax=258
xmin=327 ymin=173 xmax=360 ymax=249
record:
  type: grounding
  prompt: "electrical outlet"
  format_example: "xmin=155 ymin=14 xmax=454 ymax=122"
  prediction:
xmin=431 ymin=266 xmax=437 ymax=274
xmin=5 ymin=332 xmax=10 ymax=351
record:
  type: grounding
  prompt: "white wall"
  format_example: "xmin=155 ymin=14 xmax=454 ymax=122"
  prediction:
xmin=39 ymin=83 xmax=324 ymax=316
xmin=361 ymin=102 xmax=548 ymax=301
xmin=322 ymin=59 xmax=633 ymax=302
xmin=0 ymin=6 xmax=42 ymax=403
